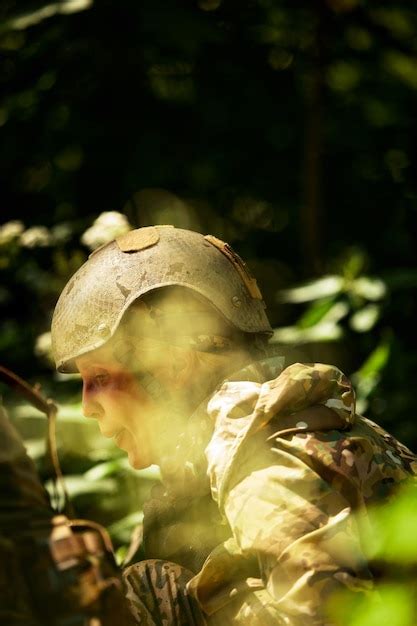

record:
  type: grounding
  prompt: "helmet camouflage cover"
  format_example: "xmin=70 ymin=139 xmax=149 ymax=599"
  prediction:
xmin=52 ymin=225 xmax=272 ymax=372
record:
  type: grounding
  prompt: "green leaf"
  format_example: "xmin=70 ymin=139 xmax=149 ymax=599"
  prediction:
xmin=4 ymin=1 xmax=93 ymax=31
xmin=277 ymin=276 xmax=343 ymax=303
xmin=47 ymin=475 xmax=118 ymax=498
xmin=355 ymin=339 xmax=391 ymax=379
xmin=321 ymin=301 xmax=350 ymax=325
xmin=327 ymin=61 xmax=361 ymax=93
xmin=115 ymin=545 xmax=129 ymax=566
xmin=107 ymin=511 xmax=143 ymax=536
xmin=350 ymin=304 xmax=381 ymax=332
xmin=345 ymin=585 xmax=414 ymax=626
xmin=372 ymin=9 xmax=416 ymax=39
xmin=384 ymin=51 xmax=417 ymax=90
xmin=351 ymin=276 xmax=387 ymax=301
xmin=24 ymin=437 xmax=46 ymax=460
xmin=298 ymin=300 xmax=349 ymax=329
xmin=272 ymin=322 xmax=343 ymax=344
xmin=352 ymin=338 xmax=391 ymax=413
xmin=297 ymin=298 xmax=336 ymax=329
xmin=341 ymin=248 xmax=367 ymax=280
xmin=362 ymin=482 xmax=417 ymax=564
xmin=56 ymin=403 xmax=85 ymax=422
xmin=85 ymin=459 xmax=161 ymax=481
xmin=108 ymin=511 xmax=144 ymax=541
xmin=84 ymin=458 xmax=129 ymax=480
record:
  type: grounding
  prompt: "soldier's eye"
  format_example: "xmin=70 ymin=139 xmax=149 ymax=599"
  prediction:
xmin=93 ymin=373 xmax=110 ymax=387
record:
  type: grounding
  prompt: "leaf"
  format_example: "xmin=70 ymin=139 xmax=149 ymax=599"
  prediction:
xmin=46 ymin=475 xmax=118 ymax=498
xmin=24 ymin=437 xmax=46 ymax=460
xmin=350 ymin=585 xmax=414 ymax=626
xmin=115 ymin=545 xmax=128 ymax=566
xmin=272 ymin=322 xmax=343 ymax=344
xmin=297 ymin=298 xmax=336 ymax=328
xmin=277 ymin=276 xmax=343 ymax=303
xmin=372 ymin=9 xmax=416 ymax=39
xmin=352 ymin=338 xmax=391 ymax=412
xmin=108 ymin=511 xmax=144 ymax=547
xmin=350 ymin=304 xmax=381 ymax=332
xmin=351 ymin=276 xmax=387 ymax=301
xmin=355 ymin=339 xmax=391 ymax=379
xmin=4 ymin=0 xmax=93 ymax=31
xmin=321 ymin=301 xmax=350 ymax=325
xmin=327 ymin=61 xmax=361 ymax=92
xmin=298 ymin=300 xmax=349 ymax=329
xmin=56 ymin=403 xmax=85 ymax=422
xmin=85 ymin=459 xmax=161 ymax=481
xmin=84 ymin=458 xmax=131 ymax=480
xmin=342 ymin=248 xmax=367 ymax=280
xmin=362 ymin=482 xmax=417 ymax=565
xmin=384 ymin=51 xmax=417 ymax=90
xmin=108 ymin=511 xmax=144 ymax=537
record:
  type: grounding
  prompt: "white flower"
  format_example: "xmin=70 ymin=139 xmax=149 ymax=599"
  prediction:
xmin=20 ymin=226 xmax=51 ymax=247
xmin=81 ymin=211 xmax=131 ymax=250
xmin=35 ymin=331 xmax=53 ymax=364
xmin=0 ymin=220 xmax=25 ymax=244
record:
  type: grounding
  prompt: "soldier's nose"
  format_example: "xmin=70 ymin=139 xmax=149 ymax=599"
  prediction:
xmin=82 ymin=386 xmax=103 ymax=420
xmin=83 ymin=407 xmax=101 ymax=420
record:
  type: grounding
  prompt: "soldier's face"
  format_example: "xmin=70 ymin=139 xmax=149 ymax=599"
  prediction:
xmin=76 ymin=342 xmax=159 ymax=469
xmin=75 ymin=317 xmax=224 ymax=472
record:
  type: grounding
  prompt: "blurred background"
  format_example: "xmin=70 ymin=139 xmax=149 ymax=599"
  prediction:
xmin=0 ymin=0 xmax=417 ymax=594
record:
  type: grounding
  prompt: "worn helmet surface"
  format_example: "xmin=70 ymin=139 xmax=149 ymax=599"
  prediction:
xmin=52 ymin=225 xmax=272 ymax=372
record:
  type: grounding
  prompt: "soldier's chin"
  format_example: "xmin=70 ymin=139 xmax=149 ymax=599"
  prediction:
xmin=127 ymin=447 xmax=151 ymax=469
xmin=115 ymin=430 xmax=149 ymax=468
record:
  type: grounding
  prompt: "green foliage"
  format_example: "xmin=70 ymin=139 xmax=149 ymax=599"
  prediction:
xmin=272 ymin=245 xmax=417 ymax=418
xmin=327 ymin=482 xmax=417 ymax=626
xmin=362 ymin=482 xmax=417 ymax=565
xmin=329 ymin=584 xmax=415 ymax=626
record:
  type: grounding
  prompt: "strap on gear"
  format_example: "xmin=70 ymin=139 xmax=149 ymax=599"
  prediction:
xmin=0 ymin=365 xmax=72 ymax=516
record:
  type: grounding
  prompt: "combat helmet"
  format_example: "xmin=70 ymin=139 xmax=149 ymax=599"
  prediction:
xmin=52 ymin=225 xmax=273 ymax=372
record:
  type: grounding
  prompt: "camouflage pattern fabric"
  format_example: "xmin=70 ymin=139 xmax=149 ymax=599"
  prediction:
xmin=123 ymin=559 xmax=207 ymax=626
xmin=185 ymin=361 xmax=417 ymax=625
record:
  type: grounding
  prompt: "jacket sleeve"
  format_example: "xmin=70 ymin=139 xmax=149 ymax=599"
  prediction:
xmin=219 ymin=436 xmax=373 ymax=625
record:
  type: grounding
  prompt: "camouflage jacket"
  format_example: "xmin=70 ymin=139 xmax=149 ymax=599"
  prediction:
xmin=185 ymin=361 xmax=417 ymax=626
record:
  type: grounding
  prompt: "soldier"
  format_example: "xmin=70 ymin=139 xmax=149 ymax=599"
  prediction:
xmin=51 ymin=225 xmax=417 ymax=625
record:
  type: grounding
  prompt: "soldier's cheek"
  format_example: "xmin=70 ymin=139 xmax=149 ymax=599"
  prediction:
xmin=99 ymin=387 xmax=147 ymax=425
xmin=106 ymin=371 xmax=145 ymax=396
